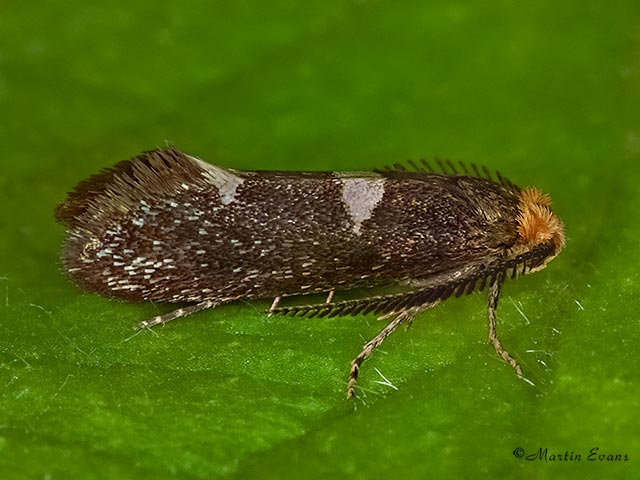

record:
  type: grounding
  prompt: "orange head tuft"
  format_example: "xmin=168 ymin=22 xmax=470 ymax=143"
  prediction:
xmin=516 ymin=187 xmax=565 ymax=254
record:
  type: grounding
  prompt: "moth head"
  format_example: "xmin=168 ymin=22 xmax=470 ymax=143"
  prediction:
xmin=514 ymin=187 xmax=565 ymax=271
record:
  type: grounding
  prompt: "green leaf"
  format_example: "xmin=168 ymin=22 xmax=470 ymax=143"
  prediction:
xmin=1 ymin=1 xmax=638 ymax=479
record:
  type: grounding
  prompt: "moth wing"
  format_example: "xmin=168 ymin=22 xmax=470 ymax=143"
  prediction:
xmin=55 ymin=147 xmax=209 ymax=227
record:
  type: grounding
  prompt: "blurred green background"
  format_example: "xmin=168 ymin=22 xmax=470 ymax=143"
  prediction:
xmin=1 ymin=1 xmax=639 ymax=479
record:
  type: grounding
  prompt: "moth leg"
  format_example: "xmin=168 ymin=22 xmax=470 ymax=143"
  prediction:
xmin=347 ymin=308 xmax=416 ymax=399
xmin=324 ymin=289 xmax=335 ymax=304
xmin=268 ymin=296 xmax=281 ymax=315
xmin=487 ymin=279 xmax=523 ymax=376
xmin=137 ymin=300 xmax=221 ymax=330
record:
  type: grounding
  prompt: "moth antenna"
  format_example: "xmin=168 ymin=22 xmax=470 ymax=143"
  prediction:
xmin=511 ymin=263 xmax=518 ymax=279
xmin=356 ymin=248 xmax=554 ymax=313
xmin=440 ymin=284 xmax=455 ymax=301
xmin=293 ymin=308 xmax=308 ymax=318
xmin=432 ymin=285 xmax=447 ymax=303
xmin=454 ymin=282 xmax=467 ymax=297
xmin=335 ymin=304 xmax=354 ymax=317
xmin=379 ymin=297 xmax=404 ymax=314
xmin=272 ymin=291 xmax=423 ymax=318
xmin=361 ymin=301 xmax=380 ymax=316
xmin=402 ymin=295 xmax=421 ymax=311
xmin=464 ymin=278 xmax=477 ymax=295
xmin=478 ymin=272 xmax=489 ymax=292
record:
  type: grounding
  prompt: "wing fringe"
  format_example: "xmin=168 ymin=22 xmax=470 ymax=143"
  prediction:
xmin=55 ymin=146 xmax=205 ymax=227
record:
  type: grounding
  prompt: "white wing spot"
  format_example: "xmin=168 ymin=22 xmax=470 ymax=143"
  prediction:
xmin=188 ymin=154 xmax=244 ymax=205
xmin=340 ymin=178 xmax=386 ymax=235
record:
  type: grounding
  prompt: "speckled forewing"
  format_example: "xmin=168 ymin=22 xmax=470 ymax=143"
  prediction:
xmin=57 ymin=149 xmax=522 ymax=303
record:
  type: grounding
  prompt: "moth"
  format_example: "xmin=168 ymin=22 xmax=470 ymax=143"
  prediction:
xmin=56 ymin=147 xmax=565 ymax=398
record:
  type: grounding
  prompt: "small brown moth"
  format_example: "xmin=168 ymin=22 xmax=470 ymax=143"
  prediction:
xmin=56 ymin=148 xmax=565 ymax=398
